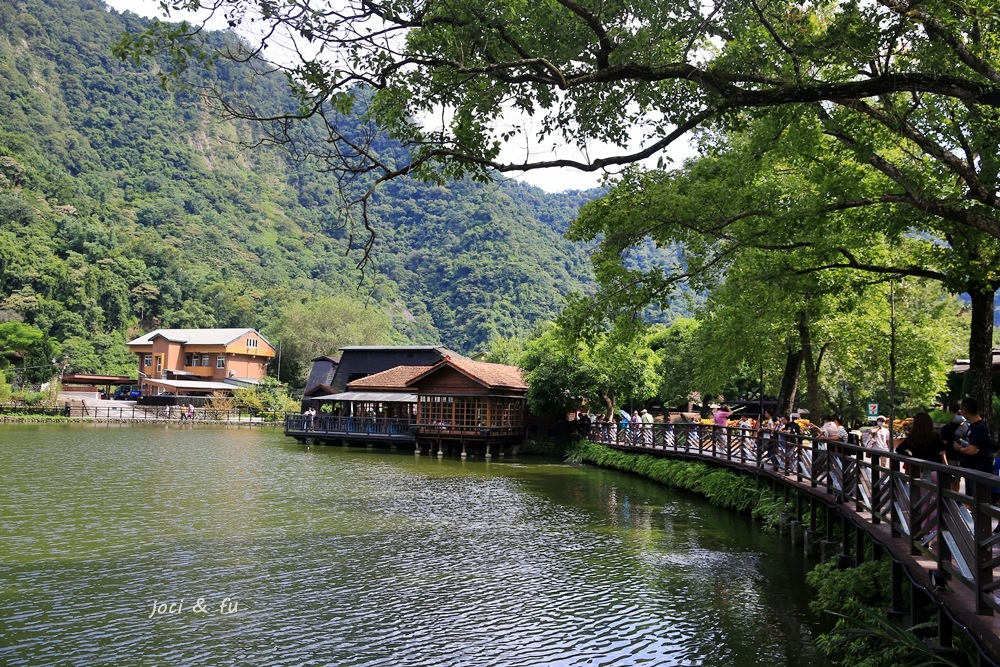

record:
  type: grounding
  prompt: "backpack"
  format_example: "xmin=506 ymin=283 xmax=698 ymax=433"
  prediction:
xmin=954 ymin=422 xmax=970 ymax=441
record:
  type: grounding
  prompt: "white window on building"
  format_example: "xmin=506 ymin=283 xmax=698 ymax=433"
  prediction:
xmin=217 ymin=355 xmax=226 ymax=369
xmin=247 ymin=338 xmax=259 ymax=349
xmin=144 ymin=354 xmax=152 ymax=367
xmin=202 ymin=354 xmax=210 ymax=367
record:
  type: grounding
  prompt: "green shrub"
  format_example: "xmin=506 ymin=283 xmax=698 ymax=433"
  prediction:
xmin=806 ymin=558 xmax=892 ymax=616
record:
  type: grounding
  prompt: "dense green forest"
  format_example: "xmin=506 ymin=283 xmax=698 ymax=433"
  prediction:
xmin=0 ymin=0 xmax=609 ymax=385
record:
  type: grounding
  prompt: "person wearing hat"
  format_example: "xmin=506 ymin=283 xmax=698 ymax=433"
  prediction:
xmin=640 ymin=408 xmax=654 ymax=445
xmin=863 ymin=415 xmax=890 ymax=467
xmin=871 ymin=416 xmax=889 ymax=448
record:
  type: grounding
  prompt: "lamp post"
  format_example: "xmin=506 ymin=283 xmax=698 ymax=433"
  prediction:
xmin=888 ymin=282 xmax=897 ymax=436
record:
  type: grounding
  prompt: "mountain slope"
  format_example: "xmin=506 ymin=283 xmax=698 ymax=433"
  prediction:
xmin=0 ymin=0 xmax=601 ymax=381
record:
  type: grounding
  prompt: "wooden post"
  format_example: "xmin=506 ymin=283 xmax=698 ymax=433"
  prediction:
xmin=973 ymin=477 xmax=994 ymax=615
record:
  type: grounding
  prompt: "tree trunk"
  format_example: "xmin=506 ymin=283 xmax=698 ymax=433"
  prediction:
xmin=967 ymin=284 xmax=996 ymax=428
xmin=798 ymin=311 xmax=823 ymax=421
xmin=776 ymin=347 xmax=802 ymax=417
xmin=600 ymin=392 xmax=615 ymax=420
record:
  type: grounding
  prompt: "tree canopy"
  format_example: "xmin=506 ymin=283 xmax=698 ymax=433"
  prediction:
xmin=120 ymin=0 xmax=1000 ymax=235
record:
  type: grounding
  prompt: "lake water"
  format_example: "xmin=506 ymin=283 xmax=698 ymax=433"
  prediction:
xmin=0 ymin=424 xmax=832 ymax=666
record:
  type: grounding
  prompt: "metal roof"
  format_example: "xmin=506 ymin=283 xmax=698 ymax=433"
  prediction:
xmin=313 ymin=391 xmax=418 ymax=403
xmin=144 ymin=379 xmax=236 ymax=392
xmin=128 ymin=328 xmax=273 ymax=348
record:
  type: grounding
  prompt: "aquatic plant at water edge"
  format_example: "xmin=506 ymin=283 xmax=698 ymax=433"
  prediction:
xmin=568 ymin=441 xmax=790 ymax=528
xmin=816 ymin=601 xmax=962 ymax=667
xmin=807 ymin=559 xmax=892 ymax=617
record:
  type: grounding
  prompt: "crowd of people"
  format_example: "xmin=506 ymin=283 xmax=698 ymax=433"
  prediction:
xmin=579 ymin=398 xmax=1000 ymax=493
xmin=579 ymin=397 xmax=1000 ymax=544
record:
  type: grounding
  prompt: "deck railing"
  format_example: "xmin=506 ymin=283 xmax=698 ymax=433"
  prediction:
xmin=586 ymin=421 xmax=1000 ymax=617
xmin=285 ymin=415 xmax=525 ymax=440
xmin=51 ymin=404 xmax=288 ymax=423
xmin=288 ymin=414 xmax=415 ymax=437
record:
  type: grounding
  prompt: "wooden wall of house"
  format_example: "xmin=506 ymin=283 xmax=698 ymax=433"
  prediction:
xmin=414 ymin=367 xmax=492 ymax=396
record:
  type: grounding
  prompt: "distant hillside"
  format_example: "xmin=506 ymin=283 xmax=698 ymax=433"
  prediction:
xmin=0 ymin=0 xmax=605 ymax=380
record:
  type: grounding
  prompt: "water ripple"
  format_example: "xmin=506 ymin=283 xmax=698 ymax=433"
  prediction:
xmin=0 ymin=425 xmax=830 ymax=666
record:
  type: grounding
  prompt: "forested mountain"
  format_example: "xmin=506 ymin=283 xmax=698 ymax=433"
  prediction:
xmin=0 ymin=0 xmax=604 ymax=381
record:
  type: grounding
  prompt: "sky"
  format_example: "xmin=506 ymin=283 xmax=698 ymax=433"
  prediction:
xmin=104 ymin=0 xmax=697 ymax=193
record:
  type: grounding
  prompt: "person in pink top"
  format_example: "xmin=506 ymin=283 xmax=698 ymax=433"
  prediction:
xmin=713 ymin=404 xmax=732 ymax=426
xmin=713 ymin=404 xmax=732 ymax=451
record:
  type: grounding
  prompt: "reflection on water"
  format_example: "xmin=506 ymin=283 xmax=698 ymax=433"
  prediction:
xmin=0 ymin=424 xmax=831 ymax=666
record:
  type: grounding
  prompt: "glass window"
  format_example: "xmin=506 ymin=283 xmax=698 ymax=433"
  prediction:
xmin=143 ymin=354 xmax=152 ymax=367
xmin=247 ymin=338 xmax=258 ymax=349
xmin=185 ymin=353 xmax=194 ymax=367
xmin=217 ymin=355 xmax=226 ymax=369
xmin=419 ymin=395 xmax=453 ymax=424
xmin=202 ymin=354 xmax=210 ymax=367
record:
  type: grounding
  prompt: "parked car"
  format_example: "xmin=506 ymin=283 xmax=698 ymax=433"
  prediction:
xmin=113 ymin=385 xmax=142 ymax=400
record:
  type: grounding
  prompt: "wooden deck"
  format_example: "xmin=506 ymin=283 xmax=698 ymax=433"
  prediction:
xmin=285 ymin=415 xmax=526 ymax=456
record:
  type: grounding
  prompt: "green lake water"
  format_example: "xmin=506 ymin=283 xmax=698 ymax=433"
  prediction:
xmin=0 ymin=424 xmax=833 ymax=666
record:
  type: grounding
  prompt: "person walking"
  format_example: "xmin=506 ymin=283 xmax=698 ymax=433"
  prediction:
xmin=757 ymin=410 xmax=777 ymax=467
xmin=641 ymin=409 xmax=654 ymax=446
xmin=939 ymin=402 xmax=968 ymax=491
xmin=864 ymin=416 xmax=891 ymax=467
xmin=954 ymin=397 xmax=994 ymax=478
xmin=778 ymin=415 xmax=801 ymax=469
xmin=895 ymin=411 xmax=947 ymax=541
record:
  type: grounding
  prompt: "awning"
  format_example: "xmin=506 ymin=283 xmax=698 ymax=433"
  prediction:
xmin=166 ymin=370 xmax=196 ymax=376
xmin=313 ymin=391 xmax=417 ymax=403
xmin=223 ymin=377 xmax=260 ymax=387
xmin=143 ymin=379 xmax=236 ymax=393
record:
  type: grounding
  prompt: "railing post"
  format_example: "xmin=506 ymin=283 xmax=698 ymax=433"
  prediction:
xmin=849 ymin=435 xmax=863 ymax=513
xmin=935 ymin=469 xmax=951 ymax=580
xmin=794 ymin=435 xmax=803 ymax=482
xmin=973 ymin=478 xmax=994 ymax=615
xmin=907 ymin=463 xmax=921 ymax=556
xmin=889 ymin=458 xmax=901 ymax=539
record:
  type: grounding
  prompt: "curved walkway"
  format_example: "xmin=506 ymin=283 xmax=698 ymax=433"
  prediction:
xmin=584 ymin=422 xmax=1000 ymax=666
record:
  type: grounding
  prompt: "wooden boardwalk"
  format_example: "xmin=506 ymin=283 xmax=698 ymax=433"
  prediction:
xmin=585 ymin=423 xmax=1000 ymax=666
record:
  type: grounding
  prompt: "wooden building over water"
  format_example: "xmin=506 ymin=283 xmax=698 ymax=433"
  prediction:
xmin=287 ymin=352 xmax=528 ymax=457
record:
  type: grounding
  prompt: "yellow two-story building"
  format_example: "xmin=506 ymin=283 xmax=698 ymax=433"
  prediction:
xmin=127 ymin=328 xmax=276 ymax=396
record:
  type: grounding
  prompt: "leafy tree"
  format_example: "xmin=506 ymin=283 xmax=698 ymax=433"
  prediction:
xmin=647 ymin=319 xmax=702 ymax=408
xmin=0 ymin=322 xmax=43 ymax=356
xmin=118 ymin=0 xmax=1000 ymax=241
xmin=482 ymin=335 xmax=527 ymax=366
xmin=264 ymin=295 xmax=403 ymax=388
xmin=119 ymin=0 xmax=1000 ymax=413
xmin=690 ymin=250 xmax=965 ymax=420
xmin=520 ymin=319 xmax=658 ymax=417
